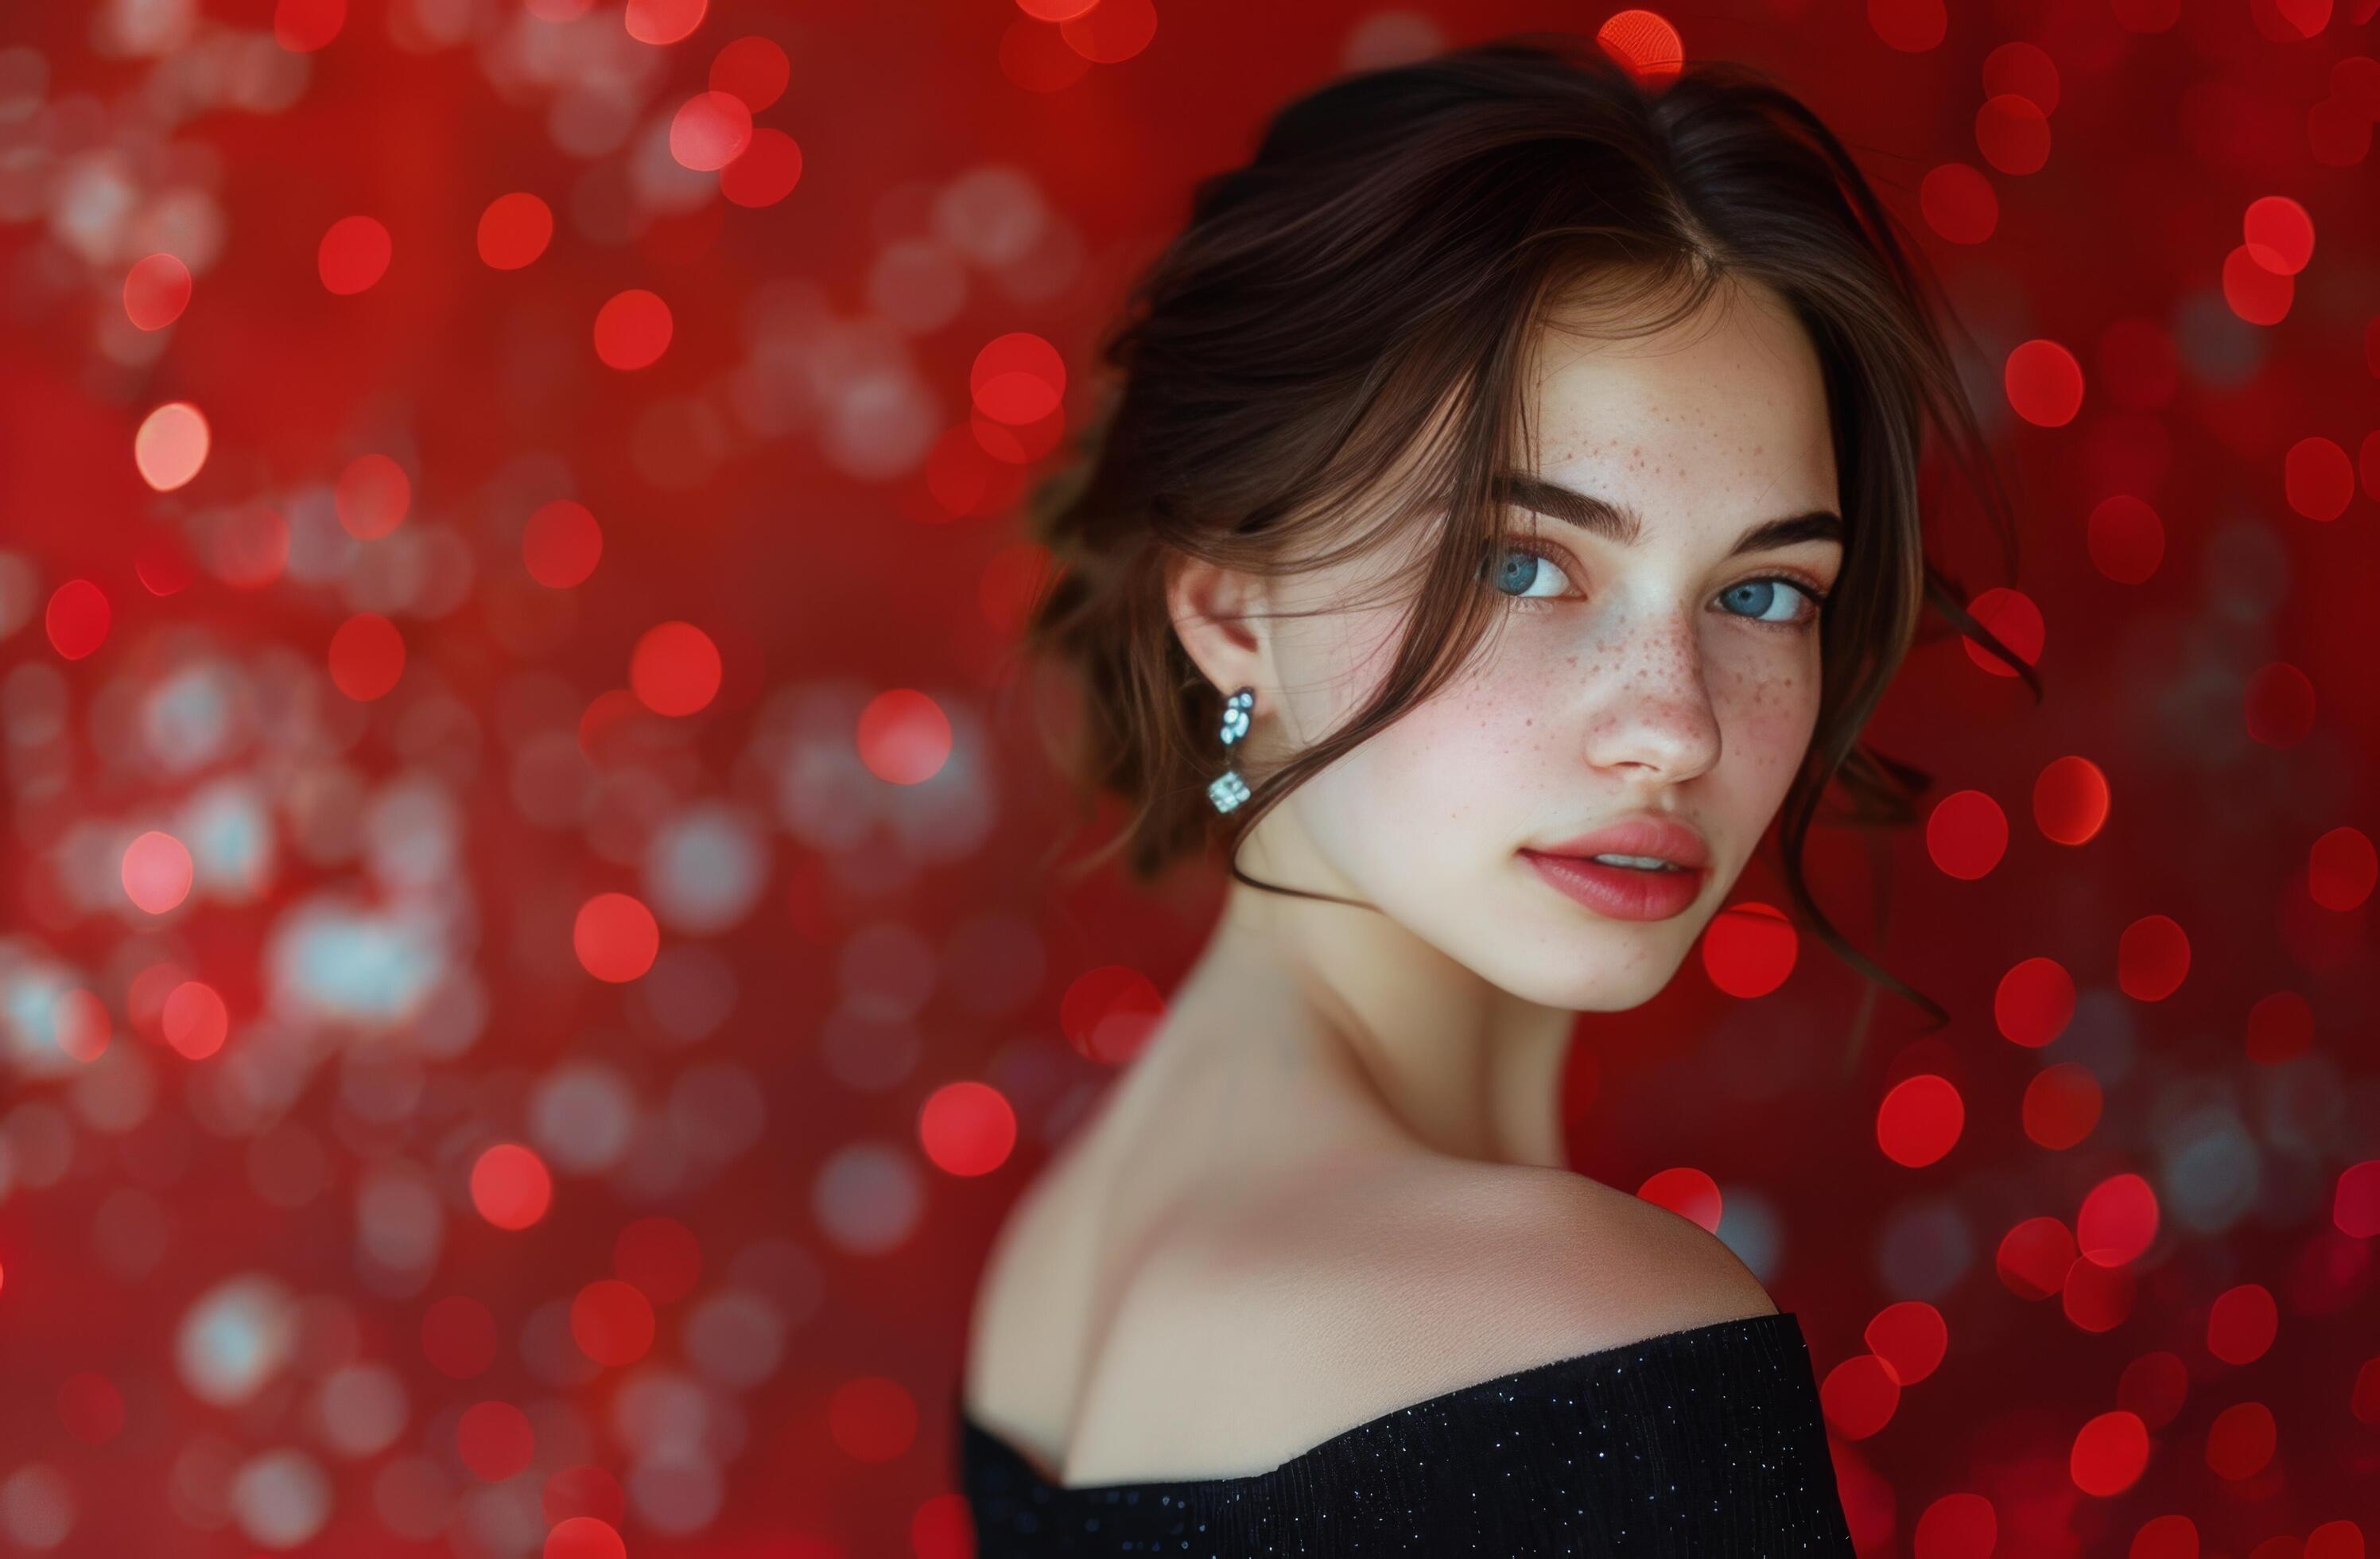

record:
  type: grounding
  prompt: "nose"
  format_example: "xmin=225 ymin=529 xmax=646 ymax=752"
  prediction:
xmin=1578 ymin=620 xmax=1723 ymax=783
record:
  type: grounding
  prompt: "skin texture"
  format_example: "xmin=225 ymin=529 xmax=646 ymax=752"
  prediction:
xmin=963 ymin=274 xmax=1842 ymax=1485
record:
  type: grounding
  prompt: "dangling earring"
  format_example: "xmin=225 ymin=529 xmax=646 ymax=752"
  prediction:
xmin=1207 ymin=686 xmax=1255 ymax=814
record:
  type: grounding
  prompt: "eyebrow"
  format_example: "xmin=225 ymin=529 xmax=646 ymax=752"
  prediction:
xmin=1493 ymin=472 xmax=1844 ymax=557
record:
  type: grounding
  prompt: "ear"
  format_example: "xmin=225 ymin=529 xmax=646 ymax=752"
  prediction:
xmin=1165 ymin=554 xmax=1275 ymax=717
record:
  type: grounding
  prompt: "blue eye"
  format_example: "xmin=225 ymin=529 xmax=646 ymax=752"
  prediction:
xmin=1719 ymin=577 xmax=1823 ymax=626
xmin=1485 ymin=546 xmax=1571 ymax=600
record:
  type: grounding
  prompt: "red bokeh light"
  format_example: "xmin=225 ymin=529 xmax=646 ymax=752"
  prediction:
xmin=720 ymin=129 xmax=803 ymax=207
xmin=162 ymin=981 xmax=229 ymax=1059
xmin=670 ymin=91 xmax=753 ymax=171
xmin=1699 ymin=902 xmax=1797 ymax=997
xmin=1919 ymin=162 xmax=1997 ymax=243
xmin=2223 ymin=242 xmax=2294 ymax=325
xmin=2085 ymin=494 xmax=2164 ymax=582
xmin=458 ymin=1400 xmax=537 ymax=1480
xmin=710 ymin=36 xmax=790 ymax=110
xmin=2206 ymin=1282 xmax=2278 ymax=1365
xmin=471 ymin=1143 xmax=554 ymax=1230
xmin=2115 ymin=913 xmax=2190 ymax=1001
xmin=1924 ymin=790 xmax=2008 ymax=880
xmin=828 ymin=1376 xmax=918 ymax=1460
xmin=121 ymin=830 xmax=192 ymax=915
xmin=2284 ymin=436 xmax=2355 ymax=520
xmin=629 ymin=621 xmax=722 ymax=715
xmin=328 ymin=612 xmax=406 ymax=701
xmin=1997 ymin=1215 xmax=2077 ymax=1300
xmin=523 ymin=500 xmax=604 ymax=588
xmin=593 ymin=289 xmax=673 ymax=370
xmin=47 ymin=579 xmax=111 ymax=660
xmin=1819 ymin=1352 xmax=1900 ymax=1439
xmin=2244 ymin=989 xmax=2315 ymax=1065
xmin=2204 ymin=1400 xmax=2276 ymax=1479
xmin=319 ymin=214 xmax=392 ymax=294
xmin=2032 ymin=756 xmax=2110 ymax=845
xmin=2077 ymin=1172 xmax=2159 ymax=1266
xmin=856 ymin=689 xmax=954 ymax=783
xmin=919 ymin=1081 xmax=1019 ymax=1176
xmin=1876 ymin=1074 xmax=1963 ymax=1168
xmin=334 ymin=453 xmax=411 ymax=538
xmin=570 ymin=1279 xmax=656 ymax=1367
xmin=971 ymin=332 xmax=1066 ymax=425
xmin=2004 ymin=339 xmax=2084 ymax=426
xmin=1864 ymin=1300 xmax=1947 ymax=1386
xmin=2308 ymin=826 xmax=2378 ymax=911
xmin=123 ymin=253 xmax=192 ymax=329
xmin=2021 ymin=1063 xmax=2102 ymax=1149
xmin=134 ymin=401 xmax=209 ymax=491
xmin=2069 ymin=1409 xmax=2149 ymax=1496
xmin=1975 ymin=94 xmax=2051 ymax=174
xmin=624 ymin=0 xmax=705 ymax=45
xmin=2242 ymin=194 xmax=2316 ymax=274
xmin=574 ymin=892 xmax=661 ymax=982
xmin=477 ymin=192 xmax=554 ymax=270
xmin=2335 ymin=1160 xmax=2380 ymax=1238
xmin=274 ymin=0 xmax=346 ymax=51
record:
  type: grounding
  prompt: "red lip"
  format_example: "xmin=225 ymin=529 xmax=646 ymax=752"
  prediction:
xmin=1528 ymin=814 xmax=1710 ymax=871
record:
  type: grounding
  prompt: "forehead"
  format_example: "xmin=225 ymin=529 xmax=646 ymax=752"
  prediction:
xmin=1526 ymin=280 xmax=1836 ymax=503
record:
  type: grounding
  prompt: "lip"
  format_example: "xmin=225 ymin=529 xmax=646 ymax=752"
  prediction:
xmin=1520 ymin=849 xmax=1706 ymax=921
xmin=1518 ymin=811 xmax=1711 ymax=924
xmin=1527 ymin=814 xmax=1711 ymax=871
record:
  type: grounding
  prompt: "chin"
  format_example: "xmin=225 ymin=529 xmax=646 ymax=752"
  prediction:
xmin=1497 ymin=939 xmax=1687 ymax=1013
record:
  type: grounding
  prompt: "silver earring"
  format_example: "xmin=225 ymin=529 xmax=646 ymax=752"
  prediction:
xmin=1207 ymin=686 xmax=1255 ymax=814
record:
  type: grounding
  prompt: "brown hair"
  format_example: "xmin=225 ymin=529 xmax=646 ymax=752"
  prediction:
xmin=1004 ymin=33 xmax=2039 ymax=1042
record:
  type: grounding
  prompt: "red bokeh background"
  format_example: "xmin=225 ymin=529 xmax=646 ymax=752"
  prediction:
xmin=1 ymin=1 xmax=2376 ymax=1556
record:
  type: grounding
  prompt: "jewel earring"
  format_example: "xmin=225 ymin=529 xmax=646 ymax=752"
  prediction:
xmin=1207 ymin=686 xmax=1255 ymax=814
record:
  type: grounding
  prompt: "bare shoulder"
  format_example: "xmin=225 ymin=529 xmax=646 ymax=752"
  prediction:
xmin=1062 ymin=1154 xmax=1776 ymax=1483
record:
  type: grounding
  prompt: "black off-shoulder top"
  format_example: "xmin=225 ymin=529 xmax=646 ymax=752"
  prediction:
xmin=954 ymin=1311 xmax=1854 ymax=1556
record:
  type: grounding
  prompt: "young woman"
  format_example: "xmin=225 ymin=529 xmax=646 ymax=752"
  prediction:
xmin=956 ymin=33 xmax=2029 ymax=1554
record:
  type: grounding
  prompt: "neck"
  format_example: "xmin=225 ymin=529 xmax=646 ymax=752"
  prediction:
xmin=1178 ymin=865 xmax=1578 ymax=1172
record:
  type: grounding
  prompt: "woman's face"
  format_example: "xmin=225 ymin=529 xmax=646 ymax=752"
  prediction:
xmin=1255 ymin=279 xmax=1843 ymax=1012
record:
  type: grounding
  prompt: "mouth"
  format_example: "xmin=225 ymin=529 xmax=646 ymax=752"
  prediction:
xmin=1519 ymin=848 xmax=1707 ymax=922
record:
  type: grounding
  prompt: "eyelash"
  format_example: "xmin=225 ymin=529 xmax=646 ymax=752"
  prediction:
xmin=1489 ymin=541 xmax=1832 ymax=632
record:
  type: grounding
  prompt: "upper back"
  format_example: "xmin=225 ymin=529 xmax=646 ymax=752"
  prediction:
xmin=961 ymin=1125 xmax=1778 ymax=1487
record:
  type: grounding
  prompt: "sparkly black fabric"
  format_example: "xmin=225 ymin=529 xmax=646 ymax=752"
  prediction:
xmin=956 ymin=1311 xmax=1854 ymax=1556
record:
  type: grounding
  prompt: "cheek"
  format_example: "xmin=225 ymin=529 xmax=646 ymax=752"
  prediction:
xmin=1294 ymin=657 xmax=1562 ymax=855
xmin=1709 ymin=644 xmax=1823 ymax=795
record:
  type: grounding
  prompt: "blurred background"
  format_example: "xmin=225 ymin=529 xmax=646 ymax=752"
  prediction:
xmin=0 ymin=0 xmax=2376 ymax=1555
